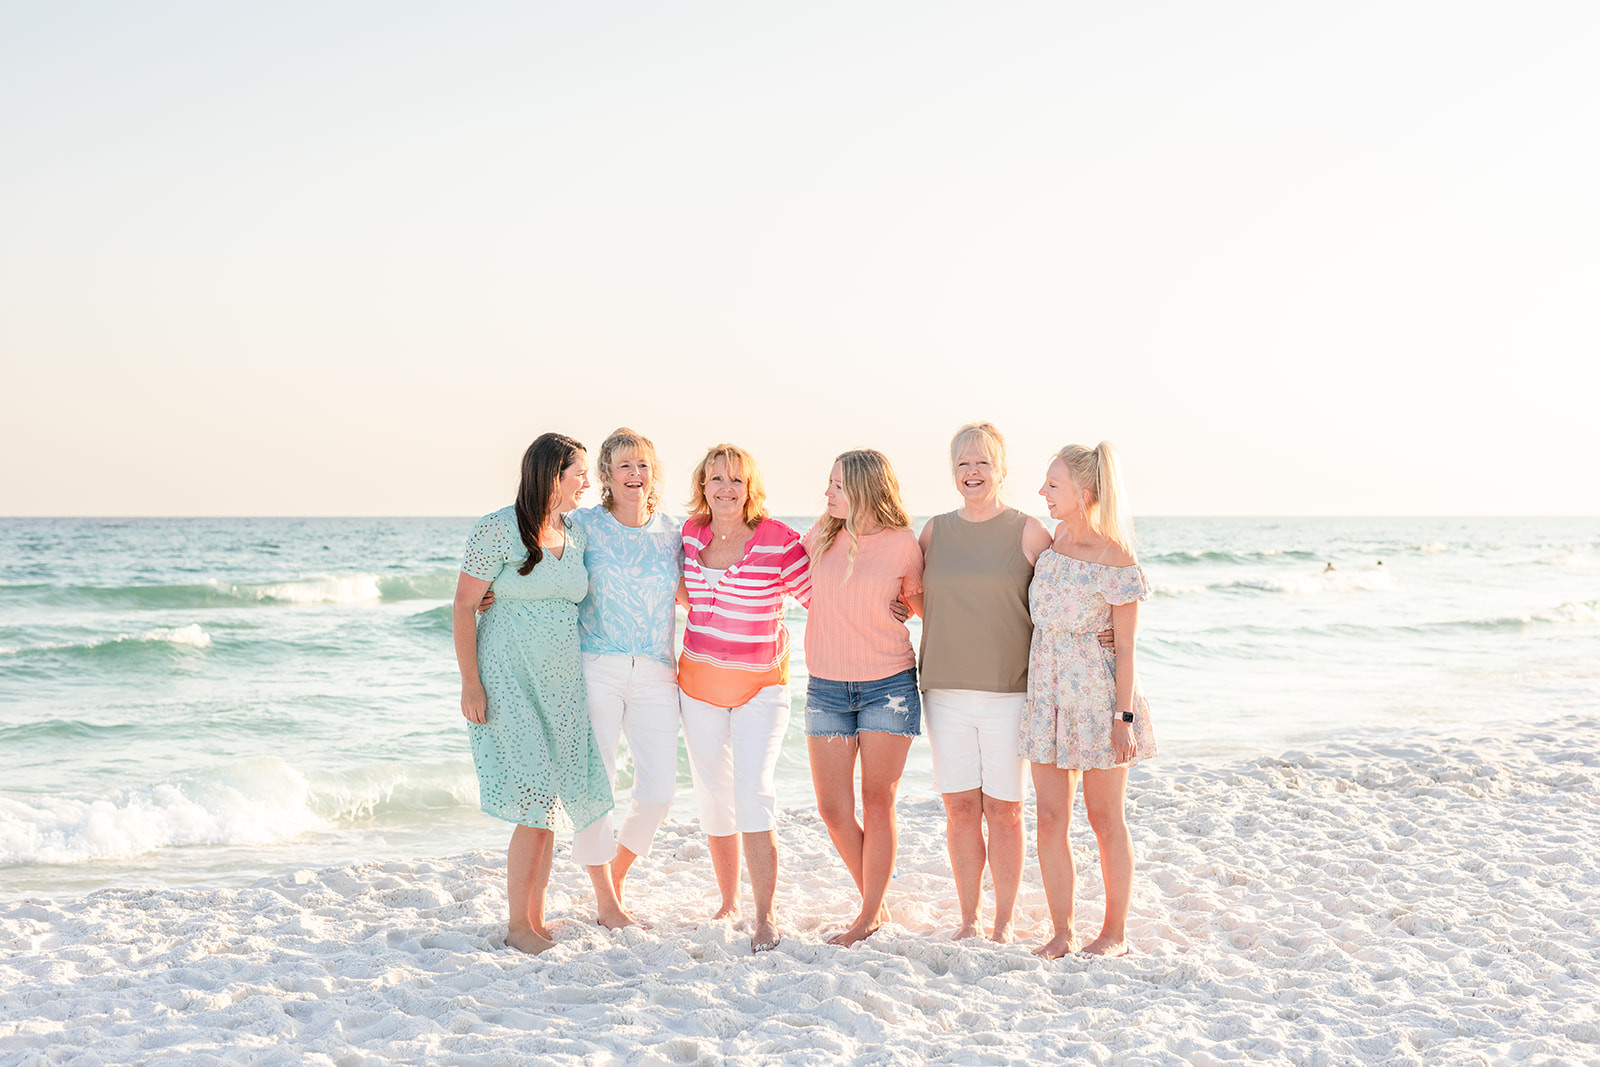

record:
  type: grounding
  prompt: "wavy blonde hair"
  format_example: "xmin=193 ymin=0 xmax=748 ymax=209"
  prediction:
xmin=686 ymin=443 xmax=769 ymax=528
xmin=597 ymin=427 xmax=663 ymax=515
xmin=1054 ymin=441 xmax=1137 ymax=558
xmin=810 ymin=449 xmax=912 ymax=580
xmin=949 ymin=421 xmax=1007 ymax=482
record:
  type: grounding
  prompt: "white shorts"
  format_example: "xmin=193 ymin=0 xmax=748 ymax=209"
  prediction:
xmin=679 ymin=683 xmax=791 ymax=836
xmin=923 ymin=688 xmax=1028 ymax=802
xmin=570 ymin=653 xmax=683 ymax=866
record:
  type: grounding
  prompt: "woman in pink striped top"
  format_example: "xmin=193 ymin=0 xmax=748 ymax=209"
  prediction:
xmin=802 ymin=450 xmax=924 ymax=947
xmin=678 ymin=444 xmax=812 ymax=953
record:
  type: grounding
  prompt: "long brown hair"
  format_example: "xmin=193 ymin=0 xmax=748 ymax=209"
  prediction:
xmin=514 ymin=432 xmax=585 ymax=575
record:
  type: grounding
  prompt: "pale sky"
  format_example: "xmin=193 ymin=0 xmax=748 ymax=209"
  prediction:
xmin=2 ymin=2 xmax=1597 ymax=517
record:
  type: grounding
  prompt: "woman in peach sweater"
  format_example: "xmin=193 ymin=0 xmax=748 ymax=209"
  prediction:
xmin=802 ymin=449 xmax=925 ymax=947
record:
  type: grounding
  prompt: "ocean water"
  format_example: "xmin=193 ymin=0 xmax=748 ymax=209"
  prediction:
xmin=1 ymin=515 xmax=1596 ymax=899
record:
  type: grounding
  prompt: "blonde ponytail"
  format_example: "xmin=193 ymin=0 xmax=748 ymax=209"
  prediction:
xmin=1055 ymin=441 xmax=1137 ymax=558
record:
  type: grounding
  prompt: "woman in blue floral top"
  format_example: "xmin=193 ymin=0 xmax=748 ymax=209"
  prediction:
xmin=567 ymin=428 xmax=686 ymax=909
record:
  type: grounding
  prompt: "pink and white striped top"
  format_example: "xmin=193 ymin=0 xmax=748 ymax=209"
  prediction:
xmin=678 ymin=517 xmax=812 ymax=708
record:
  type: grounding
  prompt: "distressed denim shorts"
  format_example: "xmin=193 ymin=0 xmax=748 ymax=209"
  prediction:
xmin=804 ymin=668 xmax=922 ymax=738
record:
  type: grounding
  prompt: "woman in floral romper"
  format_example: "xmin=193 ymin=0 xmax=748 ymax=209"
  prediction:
xmin=1022 ymin=442 xmax=1155 ymax=959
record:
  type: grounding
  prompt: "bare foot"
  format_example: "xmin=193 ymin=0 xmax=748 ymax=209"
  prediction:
xmin=952 ymin=918 xmax=982 ymax=941
xmin=505 ymin=927 xmax=555 ymax=955
xmin=1032 ymin=932 xmax=1080 ymax=960
xmin=751 ymin=919 xmax=781 ymax=953
xmin=989 ymin=920 xmax=1015 ymax=945
xmin=828 ymin=915 xmax=884 ymax=948
xmin=611 ymin=874 xmax=626 ymax=910
xmin=711 ymin=900 xmax=740 ymax=921
xmin=595 ymin=906 xmax=637 ymax=931
xmin=1079 ymin=935 xmax=1129 ymax=958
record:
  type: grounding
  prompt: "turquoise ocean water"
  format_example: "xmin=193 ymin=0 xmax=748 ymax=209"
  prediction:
xmin=2 ymin=516 xmax=1596 ymax=899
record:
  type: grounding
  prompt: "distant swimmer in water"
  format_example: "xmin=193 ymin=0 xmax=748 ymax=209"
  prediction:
xmin=1323 ymin=563 xmax=1335 ymax=573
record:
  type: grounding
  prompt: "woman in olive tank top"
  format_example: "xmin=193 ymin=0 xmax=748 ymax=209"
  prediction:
xmin=916 ymin=422 xmax=1053 ymax=943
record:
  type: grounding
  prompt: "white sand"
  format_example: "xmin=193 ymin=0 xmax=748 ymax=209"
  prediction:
xmin=4 ymin=718 xmax=1599 ymax=1066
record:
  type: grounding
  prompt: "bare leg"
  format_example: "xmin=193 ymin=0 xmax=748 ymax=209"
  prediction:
xmin=587 ymin=863 xmax=634 ymax=930
xmin=831 ymin=731 xmax=913 ymax=946
xmin=505 ymin=824 xmax=556 ymax=954
xmin=1030 ymin=762 xmax=1081 ymax=958
xmin=982 ymin=794 xmax=1024 ymax=944
xmin=745 ymin=830 xmax=781 ymax=951
xmin=942 ymin=788 xmax=986 ymax=939
xmin=1080 ymin=765 xmax=1133 ymax=957
xmin=809 ymin=734 xmax=874 ymax=943
xmin=708 ymin=833 xmax=741 ymax=920
xmin=809 ymin=735 xmax=864 ymax=892
xmin=611 ymin=845 xmax=640 ymax=907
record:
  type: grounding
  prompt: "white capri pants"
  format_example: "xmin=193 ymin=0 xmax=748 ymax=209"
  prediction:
xmin=678 ymin=683 xmax=791 ymax=836
xmin=570 ymin=653 xmax=683 ymax=867
xmin=923 ymin=688 xmax=1029 ymax=803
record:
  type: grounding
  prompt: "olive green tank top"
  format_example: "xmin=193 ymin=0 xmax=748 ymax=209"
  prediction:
xmin=917 ymin=508 xmax=1035 ymax=693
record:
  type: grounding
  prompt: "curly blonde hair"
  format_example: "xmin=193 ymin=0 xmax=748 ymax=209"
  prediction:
xmin=597 ymin=427 xmax=663 ymax=515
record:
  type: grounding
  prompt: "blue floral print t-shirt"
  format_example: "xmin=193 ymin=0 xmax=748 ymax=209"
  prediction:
xmin=570 ymin=505 xmax=683 ymax=669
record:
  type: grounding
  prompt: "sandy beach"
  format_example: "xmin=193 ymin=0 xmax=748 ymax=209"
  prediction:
xmin=4 ymin=716 xmax=1597 ymax=1066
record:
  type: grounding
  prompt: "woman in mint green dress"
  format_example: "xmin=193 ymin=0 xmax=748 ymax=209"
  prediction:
xmin=452 ymin=432 xmax=632 ymax=953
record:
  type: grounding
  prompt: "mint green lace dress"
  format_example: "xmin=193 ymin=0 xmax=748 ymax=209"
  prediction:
xmin=460 ymin=506 xmax=613 ymax=832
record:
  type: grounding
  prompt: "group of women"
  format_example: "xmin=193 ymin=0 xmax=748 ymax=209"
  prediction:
xmin=451 ymin=423 xmax=1155 ymax=959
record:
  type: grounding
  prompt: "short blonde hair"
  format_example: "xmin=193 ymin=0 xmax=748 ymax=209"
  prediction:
xmin=597 ymin=427 xmax=663 ymax=514
xmin=810 ymin=449 xmax=912 ymax=579
xmin=1054 ymin=441 xmax=1137 ymax=558
xmin=686 ymin=443 xmax=769 ymax=528
xmin=949 ymin=421 xmax=1007 ymax=481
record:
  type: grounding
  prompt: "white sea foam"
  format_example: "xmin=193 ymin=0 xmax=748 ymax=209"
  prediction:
xmin=0 ymin=624 xmax=213 ymax=656
xmin=1157 ymin=569 xmax=1395 ymax=597
xmin=0 ymin=759 xmax=323 ymax=865
xmin=200 ymin=571 xmax=457 ymax=605
xmin=1151 ymin=582 xmax=1208 ymax=596
xmin=1535 ymin=600 xmax=1600 ymax=625
xmin=3 ymin=718 xmax=1597 ymax=1064
xmin=307 ymin=763 xmax=480 ymax=821
xmin=0 ymin=761 xmax=485 ymax=866
xmin=122 ymin=623 xmax=212 ymax=648
xmin=1455 ymin=600 xmax=1600 ymax=631
xmin=225 ymin=574 xmax=386 ymax=604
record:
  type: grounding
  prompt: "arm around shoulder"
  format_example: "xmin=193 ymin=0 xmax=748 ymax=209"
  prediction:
xmin=1021 ymin=515 xmax=1053 ymax=566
